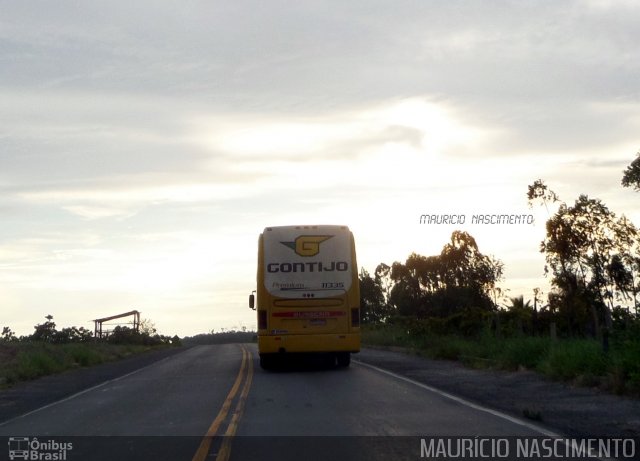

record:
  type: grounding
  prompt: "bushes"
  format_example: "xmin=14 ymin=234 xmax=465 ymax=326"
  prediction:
xmin=107 ymin=326 xmax=177 ymax=346
xmin=0 ymin=316 xmax=181 ymax=388
xmin=0 ymin=342 xmax=167 ymax=388
xmin=2 ymin=343 xmax=93 ymax=385
xmin=498 ymin=337 xmax=550 ymax=370
xmin=65 ymin=343 xmax=103 ymax=367
xmin=537 ymin=340 xmax=607 ymax=380
xmin=392 ymin=309 xmax=492 ymax=337
xmin=609 ymin=334 xmax=640 ymax=394
xmin=362 ymin=324 xmax=640 ymax=396
xmin=0 ymin=316 xmax=179 ymax=347
xmin=16 ymin=346 xmax=64 ymax=380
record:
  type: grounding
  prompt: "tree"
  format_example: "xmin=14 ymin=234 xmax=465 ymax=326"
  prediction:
xmin=506 ymin=295 xmax=533 ymax=335
xmin=439 ymin=231 xmax=504 ymax=295
xmin=374 ymin=263 xmax=393 ymax=306
xmin=1 ymin=326 xmax=17 ymax=342
xmin=621 ymin=150 xmax=640 ymax=191
xmin=389 ymin=257 xmax=423 ymax=316
xmin=108 ymin=325 xmax=140 ymax=344
xmin=358 ymin=268 xmax=388 ymax=324
xmin=52 ymin=326 xmax=93 ymax=343
xmin=384 ymin=231 xmax=503 ymax=320
xmin=139 ymin=318 xmax=157 ymax=336
xmin=528 ymin=180 xmax=640 ymax=337
xmin=527 ymin=179 xmax=560 ymax=212
xmin=32 ymin=315 xmax=57 ymax=342
xmin=508 ymin=295 xmax=532 ymax=311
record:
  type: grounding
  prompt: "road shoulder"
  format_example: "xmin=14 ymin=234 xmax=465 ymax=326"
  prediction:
xmin=356 ymin=347 xmax=640 ymax=438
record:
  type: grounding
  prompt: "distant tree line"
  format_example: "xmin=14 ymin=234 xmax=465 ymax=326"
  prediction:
xmin=0 ymin=315 xmax=180 ymax=346
xmin=360 ymin=150 xmax=640 ymax=340
xmin=182 ymin=330 xmax=256 ymax=346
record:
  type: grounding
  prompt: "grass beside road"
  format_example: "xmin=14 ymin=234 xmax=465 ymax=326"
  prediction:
xmin=362 ymin=324 xmax=640 ymax=397
xmin=0 ymin=342 xmax=172 ymax=389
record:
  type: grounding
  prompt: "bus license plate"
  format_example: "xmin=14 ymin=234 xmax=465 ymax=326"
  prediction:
xmin=309 ymin=319 xmax=327 ymax=326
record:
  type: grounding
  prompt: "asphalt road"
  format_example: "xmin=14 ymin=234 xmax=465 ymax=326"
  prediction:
xmin=0 ymin=344 xmax=623 ymax=461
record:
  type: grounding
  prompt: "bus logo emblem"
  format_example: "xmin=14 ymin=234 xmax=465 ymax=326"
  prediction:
xmin=281 ymin=235 xmax=332 ymax=257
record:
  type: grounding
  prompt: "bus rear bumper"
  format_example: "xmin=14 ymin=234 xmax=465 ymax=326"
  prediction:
xmin=258 ymin=332 xmax=360 ymax=354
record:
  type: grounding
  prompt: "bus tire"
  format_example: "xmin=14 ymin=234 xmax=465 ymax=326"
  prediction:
xmin=259 ymin=354 xmax=273 ymax=370
xmin=336 ymin=352 xmax=351 ymax=367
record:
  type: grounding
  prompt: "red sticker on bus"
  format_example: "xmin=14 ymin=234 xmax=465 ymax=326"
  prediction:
xmin=272 ymin=311 xmax=346 ymax=318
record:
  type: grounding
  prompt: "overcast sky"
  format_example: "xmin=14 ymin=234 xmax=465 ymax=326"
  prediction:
xmin=1 ymin=0 xmax=639 ymax=337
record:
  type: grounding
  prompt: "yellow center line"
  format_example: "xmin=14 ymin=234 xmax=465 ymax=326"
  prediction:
xmin=216 ymin=347 xmax=254 ymax=461
xmin=191 ymin=346 xmax=248 ymax=461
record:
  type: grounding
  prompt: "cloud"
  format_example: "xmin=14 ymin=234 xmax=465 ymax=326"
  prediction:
xmin=3 ymin=1 xmax=638 ymax=159
xmin=198 ymin=98 xmax=486 ymax=161
xmin=2 ymin=1 xmax=637 ymax=104
xmin=60 ymin=205 xmax=137 ymax=220
xmin=1 ymin=0 xmax=640 ymax=335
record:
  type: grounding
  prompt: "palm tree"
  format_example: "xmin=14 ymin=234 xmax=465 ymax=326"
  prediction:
xmin=508 ymin=295 xmax=533 ymax=334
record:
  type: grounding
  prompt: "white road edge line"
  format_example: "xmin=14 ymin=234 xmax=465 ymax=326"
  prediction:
xmin=353 ymin=359 xmax=561 ymax=438
xmin=354 ymin=361 xmax=617 ymax=461
xmin=0 ymin=348 xmax=190 ymax=428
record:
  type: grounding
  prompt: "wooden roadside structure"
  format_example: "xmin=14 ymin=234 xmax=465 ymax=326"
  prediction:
xmin=93 ymin=310 xmax=141 ymax=339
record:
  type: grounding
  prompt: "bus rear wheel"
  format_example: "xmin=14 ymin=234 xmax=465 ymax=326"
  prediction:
xmin=259 ymin=354 xmax=275 ymax=370
xmin=336 ymin=352 xmax=351 ymax=367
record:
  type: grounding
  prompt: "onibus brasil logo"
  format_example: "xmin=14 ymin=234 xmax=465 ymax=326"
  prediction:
xmin=280 ymin=235 xmax=332 ymax=257
xmin=8 ymin=437 xmax=73 ymax=460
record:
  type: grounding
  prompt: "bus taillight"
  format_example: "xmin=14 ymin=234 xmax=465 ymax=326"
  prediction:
xmin=258 ymin=310 xmax=267 ymax=330
xmin=351 ymin=308 xmax=360 ymax=327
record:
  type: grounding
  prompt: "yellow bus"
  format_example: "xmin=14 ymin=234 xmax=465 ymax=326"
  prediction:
xmin=249 ymin=225 xmax=360 ymax=369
